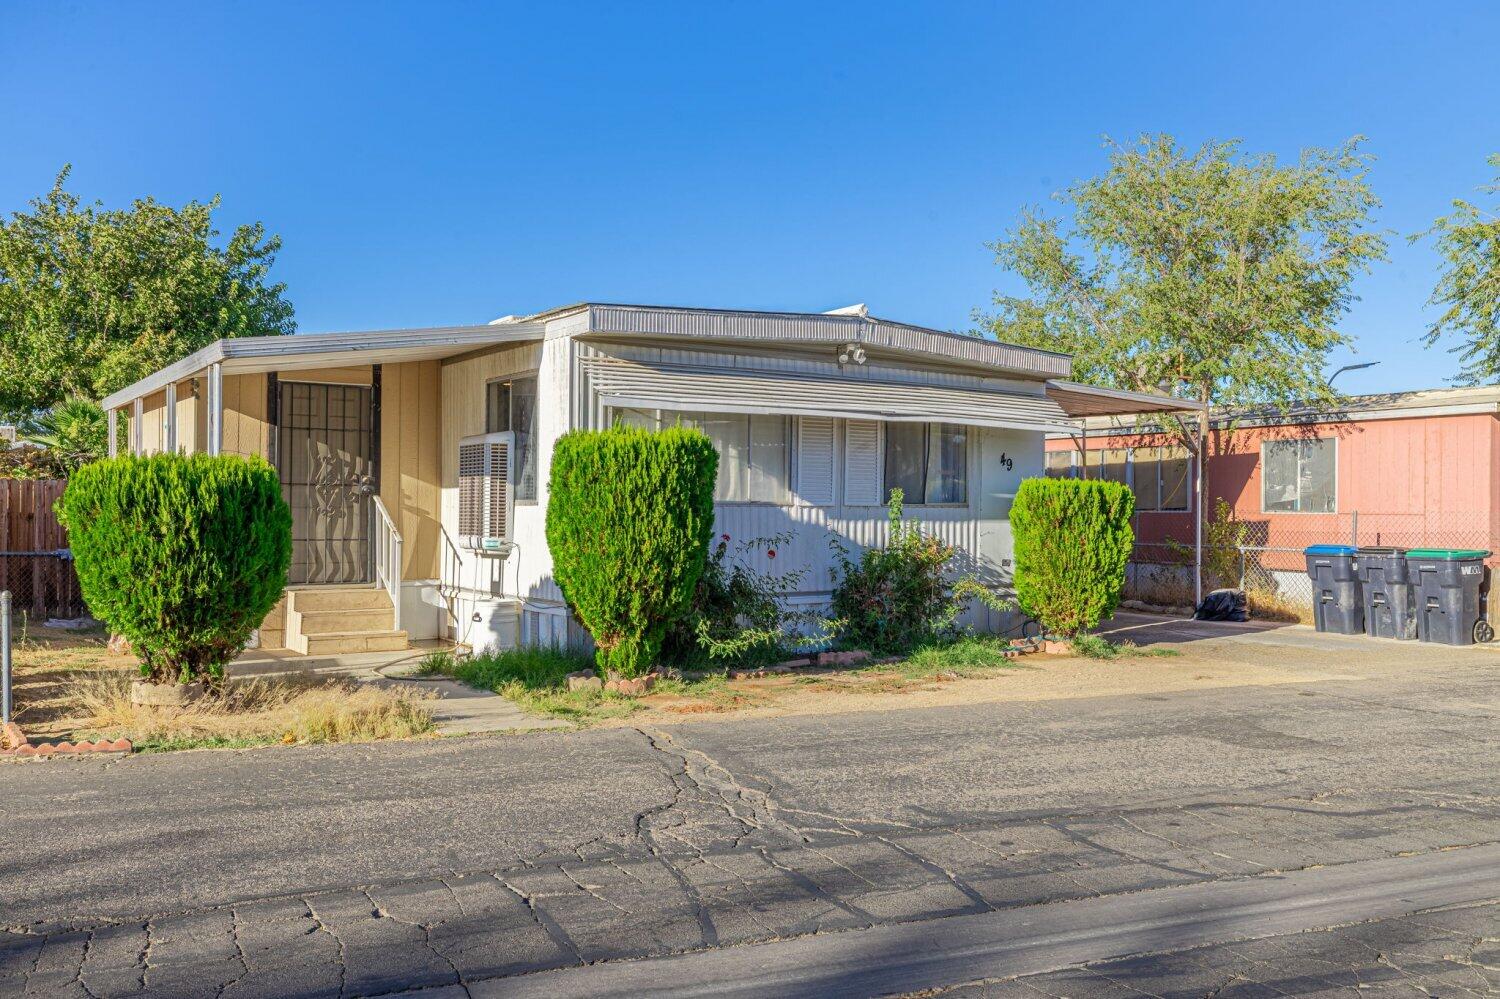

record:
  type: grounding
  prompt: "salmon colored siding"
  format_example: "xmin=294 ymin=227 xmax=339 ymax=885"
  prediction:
xmin=1046 ymin=413 xmax=1500 ymax=556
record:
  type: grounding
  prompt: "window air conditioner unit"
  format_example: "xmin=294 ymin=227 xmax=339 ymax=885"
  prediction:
xmin=458 ymin=431 xmax=515 ymax=554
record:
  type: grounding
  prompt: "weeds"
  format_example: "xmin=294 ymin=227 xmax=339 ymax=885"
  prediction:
xmin=74 ymin=672 xmax=435 ymax=750
xmin=1072 ymin=635 xmax=1182 ymax=660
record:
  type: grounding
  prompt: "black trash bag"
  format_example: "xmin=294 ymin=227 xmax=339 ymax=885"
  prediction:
xmin=1194 ymin=588 xmax=1249 ymax=622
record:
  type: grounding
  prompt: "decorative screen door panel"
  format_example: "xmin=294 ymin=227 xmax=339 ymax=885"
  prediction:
xmin=277 ymin=383 xmax=375 ymax=584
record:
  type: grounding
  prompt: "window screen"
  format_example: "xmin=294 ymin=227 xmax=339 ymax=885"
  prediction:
xmin=1045 ymin=450 xmax=1078 ymax=478
xmin=485 ymin=376 xmax=538 ymax=501
xmin=1262 ymin=438 xmax=1336 ymax=513
xmin=883 ymin=423 xmax=967 ymax=504
xmin=1131 ymin=445 xmax=1191 ymax=511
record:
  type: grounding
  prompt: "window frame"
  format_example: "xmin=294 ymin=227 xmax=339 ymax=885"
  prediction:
xmin=881 ymin=421 xmax=970 ymax=508
xmin=484 ymin=371 xmax=540 ymax=504
xmin=1260 ymin=436 xmax=1338 ymax=514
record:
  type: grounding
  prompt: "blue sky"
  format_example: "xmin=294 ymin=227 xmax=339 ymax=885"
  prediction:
xmin=2 ymin=1 xmax=1496 ymax=394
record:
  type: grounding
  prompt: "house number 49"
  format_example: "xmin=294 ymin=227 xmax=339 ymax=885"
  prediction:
xmin=998 ymin=452 xmax=1014 ymax=471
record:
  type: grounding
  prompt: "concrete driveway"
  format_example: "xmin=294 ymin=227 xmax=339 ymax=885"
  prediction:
xmin=0 ymin=614 xmax=1496 ymax=997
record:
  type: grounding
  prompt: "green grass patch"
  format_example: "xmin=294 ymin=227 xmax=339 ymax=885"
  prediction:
xmin=1073 ymin=635 xmax=1182 ymax=660
xmin=130 ymin=734 xmax=282 ymax=754
xmin=880 ymin=636 xmax=1028 ymax=678
xmin=436 ymin=646 xmax=644 ymax=724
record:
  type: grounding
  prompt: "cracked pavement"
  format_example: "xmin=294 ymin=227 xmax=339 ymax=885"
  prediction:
xmin=1 ymin=621 xmax=1498 ymax=997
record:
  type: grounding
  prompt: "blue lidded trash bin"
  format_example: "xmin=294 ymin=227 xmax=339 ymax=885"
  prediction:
xmin=1357 ymin=546 xmax=1416 ymax=640
xmin=1304 ymin=545 xmax=1364 ymax=635
xmin=1404 ymin=549 xmax=1493 ymax=646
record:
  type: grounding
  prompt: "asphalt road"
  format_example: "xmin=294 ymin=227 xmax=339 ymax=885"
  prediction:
xmin=1 ymin=619 xmax=1497 ymax=997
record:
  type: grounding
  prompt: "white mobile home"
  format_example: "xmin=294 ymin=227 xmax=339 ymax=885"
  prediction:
xmin=99 ymin=303 xmax=1196 ymax=655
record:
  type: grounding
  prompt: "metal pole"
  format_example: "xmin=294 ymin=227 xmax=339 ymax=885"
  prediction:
xmin=1351 ymin=510 xmax=1358 ymax=547
xmin=2 ymin=590 xmax=12 ymax=726
xmin=1194 ymin=410 xmax=1206 ymax=610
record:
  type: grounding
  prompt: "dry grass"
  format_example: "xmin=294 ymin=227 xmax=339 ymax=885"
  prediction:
xmin=1246 ymin=587 xmax=1315 ymax=625
xmin=73 ymin=672 xmax=437 ymax=752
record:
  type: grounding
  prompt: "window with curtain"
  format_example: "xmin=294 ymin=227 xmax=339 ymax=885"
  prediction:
xmin=1262 ymin=438 xmax=1336 ymax=512
xmin=485 ymin=375 xmax=538 ymax=501
xmin=883 ymin=422 xmax=967 ymax=504
xmin=1131 ymin=445 xmax=1191 ymax=511
xmin=610 ymin=408 xmax=791 ymax=504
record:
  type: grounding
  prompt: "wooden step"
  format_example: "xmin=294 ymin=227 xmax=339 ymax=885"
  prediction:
xmin=295 ymin=607 xmax=396 ymax=635
xmin=299 ymin=630 xmax=410 ymax=655
xmin=288 ymin=588 xmax=393 ymax=612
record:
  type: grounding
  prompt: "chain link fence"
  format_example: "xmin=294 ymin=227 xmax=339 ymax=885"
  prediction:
xmin=1126 ymin=510 xmax=1496 ymax=624
xmin=0 ymin=552 xmax=86 ymax=624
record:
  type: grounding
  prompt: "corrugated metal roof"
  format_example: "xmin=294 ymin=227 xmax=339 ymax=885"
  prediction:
xmin=582 ymin=356 xmax=1077 ymax=433
xmin=582 ymin=304 xmax=1071 ymax=379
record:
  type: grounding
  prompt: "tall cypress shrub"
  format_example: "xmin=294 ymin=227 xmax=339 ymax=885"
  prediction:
xmin=1010 ymin=477 xmax=1135 ymax=637
xmin=58 ymin=452 xmax=291 ymax=684
xmin=546 ymin=426 xmax=718 ymax=677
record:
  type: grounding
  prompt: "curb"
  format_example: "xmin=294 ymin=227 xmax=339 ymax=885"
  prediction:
xmin=0 ymin=722 xmax=132 ymax=759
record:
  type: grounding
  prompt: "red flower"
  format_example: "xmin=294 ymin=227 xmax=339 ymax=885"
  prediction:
xmin=721 ymin=533 xmax=731 ymax=542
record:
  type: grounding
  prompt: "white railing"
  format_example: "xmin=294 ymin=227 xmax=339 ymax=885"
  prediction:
xmin=371 ymin=495 xmax=403 ymax=631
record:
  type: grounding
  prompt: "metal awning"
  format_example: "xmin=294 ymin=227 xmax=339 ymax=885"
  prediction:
xmin=582 ymin=357 xmax=1078 ymax=433
xmin=1044 ymin=380 xmax=1205 ymax=419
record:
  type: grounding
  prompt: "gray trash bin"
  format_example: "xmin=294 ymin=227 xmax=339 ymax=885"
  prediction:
xmin=1357 ymin=546 xmax=1416 ymax=640
xmin=1304 ymin=545 xmax=1364 ymax=635
xmin=1405 ymin=549 xmax=1493 ymax=646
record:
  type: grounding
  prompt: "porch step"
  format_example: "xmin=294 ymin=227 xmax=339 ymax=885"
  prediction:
xmin=289 ymin=587 xmax=394 ymax=612
xmin=300 ymin=629 xmax=410 ymax=656
xmin=284 ymin=587 xmax=408 ymax=656
xmin=295 ymin=607 xmax=396 ymax=635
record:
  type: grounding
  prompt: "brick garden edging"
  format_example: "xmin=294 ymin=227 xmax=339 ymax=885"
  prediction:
xmin=0 ymin=721 xmax=132 ymax=759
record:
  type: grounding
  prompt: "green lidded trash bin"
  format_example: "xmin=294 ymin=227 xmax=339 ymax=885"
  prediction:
xmin=1404 ymin=549 xmax=1493 ymax=646
xmin=1357 ymin=546 xmax=1416 ymax=640
xmin=1304 ymin=545 xmax=1364 ymax=635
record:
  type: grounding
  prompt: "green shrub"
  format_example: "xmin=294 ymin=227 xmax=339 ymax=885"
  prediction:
xmin=830 ymin=490 xmax=1008 ymax=654
xmin=662 ymin=531 xmax=827 ymax=669
xmin=57 ymin=452 xmax=292 ymax=684
xmin=1010 ymin=477 xmax=1135 ymax=637
xmin=545 ymin=426 xmax=718 ymax=677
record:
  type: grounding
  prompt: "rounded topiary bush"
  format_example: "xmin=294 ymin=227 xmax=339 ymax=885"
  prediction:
xmin=1010 ymin=477 xmax=1136 ymax=638
xmin=58 ymin=452 xmax=292 ymax=684
xmin=545 ymin=426 xmax=718 ymax=677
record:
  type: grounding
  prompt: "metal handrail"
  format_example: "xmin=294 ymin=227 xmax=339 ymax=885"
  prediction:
xmin=370 ymin=495 xmax=404 ymax=632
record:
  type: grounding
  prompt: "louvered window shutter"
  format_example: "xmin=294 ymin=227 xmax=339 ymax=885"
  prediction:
xmin=796 ymin=417 xmax=835 ymax=505
xmin=843 ymin=419 xmax=883 ymax=506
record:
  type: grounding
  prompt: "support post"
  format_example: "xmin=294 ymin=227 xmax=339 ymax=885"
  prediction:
xmin=1193 ymin=404 xmax=1208 ymax=612
xmin=107 ymin=408 xmax=118 ymax=458
xmin=165 ymin=382 xmax=178 ymax=454
xmin=2 ymin=590 xmax=11 ymax=726
xmin=132 ymin=398 xmax=143 ymax=455
xmin=207 ymin=362 xmax=223 ymax=456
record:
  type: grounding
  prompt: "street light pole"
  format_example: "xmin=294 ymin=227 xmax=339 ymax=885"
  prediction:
xmin=1328 ymin=360 xmax=1380 ymax=388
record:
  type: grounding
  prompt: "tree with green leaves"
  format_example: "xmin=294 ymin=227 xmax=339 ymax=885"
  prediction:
xmin=1416 ymin=154 xmax=1500 ymax=384
xmin=979 ymin=135 xmax=1386 ymax=595
xmin=980 ymin=133 xmax=1386 ymax=448
xmin=0 ymin=167 xmax=294 ymax=421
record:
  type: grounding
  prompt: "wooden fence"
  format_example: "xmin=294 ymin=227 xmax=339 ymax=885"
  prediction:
xmin=0 ymin=478 xmax=86 ymax=619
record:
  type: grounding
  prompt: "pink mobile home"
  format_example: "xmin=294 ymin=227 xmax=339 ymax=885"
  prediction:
xmin=1044 ymin=386 xmax=1500 ymax=604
